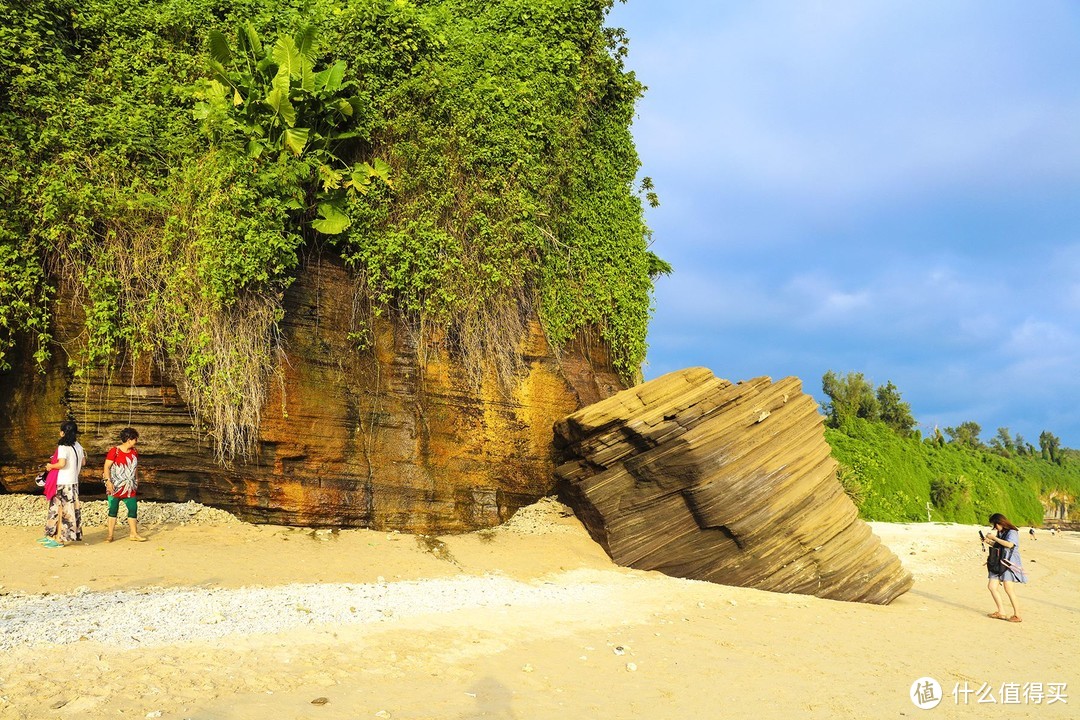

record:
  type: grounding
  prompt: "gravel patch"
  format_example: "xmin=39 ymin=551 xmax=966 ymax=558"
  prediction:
xmin=0 ymin=493 xmax=580 ymax=534
xmin=498 ymin=496 xmax=580 ymax=535
xmin=0 ymin=574 xmax=613 ymax=651
xmin=0 ymin=494 xmax=244 ymax=528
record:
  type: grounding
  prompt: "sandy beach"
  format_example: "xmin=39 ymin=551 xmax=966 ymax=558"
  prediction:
xmin=0 ymin=496 xmax=1076 ymax=719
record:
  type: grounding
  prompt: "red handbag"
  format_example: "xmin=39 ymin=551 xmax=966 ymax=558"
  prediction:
xmin=43 ymin=451 xmax=59 ymax=501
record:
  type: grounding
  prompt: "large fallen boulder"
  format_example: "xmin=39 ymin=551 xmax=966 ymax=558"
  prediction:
xmin=553 ymin=367 xmax=913 ymax=604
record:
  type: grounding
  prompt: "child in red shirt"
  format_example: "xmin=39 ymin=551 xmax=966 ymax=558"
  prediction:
xmin=103 ymin=427 xmax=147 ymax=542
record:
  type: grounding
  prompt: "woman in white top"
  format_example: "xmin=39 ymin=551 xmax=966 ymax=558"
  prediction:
xmin=42 ymin=420 xmax=85 ymax=547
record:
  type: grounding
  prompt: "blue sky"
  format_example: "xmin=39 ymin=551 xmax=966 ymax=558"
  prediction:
xmin=608 ymin=1 xmax=1080 ymax=448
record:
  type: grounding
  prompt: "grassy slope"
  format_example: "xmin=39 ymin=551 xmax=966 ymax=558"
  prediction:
xmin=825 ymin=419 xmax=1080 ymax=525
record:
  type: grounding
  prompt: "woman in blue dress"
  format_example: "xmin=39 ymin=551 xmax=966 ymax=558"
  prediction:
xmin=982 ymin=513 xmax=1026 ymax=623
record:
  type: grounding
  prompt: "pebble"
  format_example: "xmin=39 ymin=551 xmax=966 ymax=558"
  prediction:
xmin=0 ymin=495 xmax=242 ymax=528
xmin=626 ymin=663 xmax=637 ymax=672
xmin=0 ymin=576 xmax=615 ymax=652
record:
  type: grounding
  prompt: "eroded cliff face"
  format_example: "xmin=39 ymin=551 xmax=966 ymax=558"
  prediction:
xmin=0 ymin=255 xmax=624 ymax=532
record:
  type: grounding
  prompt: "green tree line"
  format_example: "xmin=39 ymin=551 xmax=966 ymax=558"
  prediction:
xmin=820 ymin=371 xmax=1077 ymax=524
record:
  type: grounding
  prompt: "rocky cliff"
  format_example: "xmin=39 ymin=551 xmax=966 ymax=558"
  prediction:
xmin=0 ymin=254 xmax=624 ymax=532
xmin=554 ymin=367 xmax=914 ymax=604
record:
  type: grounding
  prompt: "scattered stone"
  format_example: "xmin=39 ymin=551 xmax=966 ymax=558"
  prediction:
xmin=626 ymin=663 xmax=637 ymax=672
xmin=521 ymin=664 xmax=534 ymax=673
xmin=311 ymin=697 xmax=329 ymax=705
xmin=0 ymin=576 xmax=615 ymax=652
xmin=0 ymin=495 xmax=244 ymax=528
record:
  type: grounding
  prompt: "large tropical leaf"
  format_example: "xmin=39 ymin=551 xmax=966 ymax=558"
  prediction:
xmin=272 ymin=36 xmax=303 ymax=80
xmin=206 ymin=58 xmax=230 ymax=86
xmin=208 ymin=30 xmax=232 ymax=65
xmin=334 ymin=98 xmax=353 ymax=117
xmin=300 ymin=63 xmax=316 ymax=94
xmin=320 ymin=61 xmax=346 ymax=93
xmin=264 ymin=87 xmax=296 ymax=126
xmin=294 ymin=25 xmax=318 ymax=62
xmin=283 ymin=127 xmax=310 ymax=156
xmin=237 ymin=22 xmax=262 ymax=58
xmin=311 ymin=201 xmax=351 ymax=235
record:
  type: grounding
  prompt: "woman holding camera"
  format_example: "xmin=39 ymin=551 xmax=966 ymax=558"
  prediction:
xmin=982 ymin=512 xmax=1026 ymax=622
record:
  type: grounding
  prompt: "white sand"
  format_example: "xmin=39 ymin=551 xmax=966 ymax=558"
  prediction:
xmin=0 ymin=499 xmax=1076 ymax=719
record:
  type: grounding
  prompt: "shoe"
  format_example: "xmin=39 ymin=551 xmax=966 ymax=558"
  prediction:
xmin=36 ymin=537 xmax=50 ymax=544
xmin=41 ymin=539 xmax=64 ymax=548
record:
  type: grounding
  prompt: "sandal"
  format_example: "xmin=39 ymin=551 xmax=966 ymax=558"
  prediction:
xmin=987 ymin=612 xmax=1006 ymax=619
xmin=1008 ymin=616 xmax=1022 ymax=623
xmin=41 ymin=538 xmax=64 ymax=548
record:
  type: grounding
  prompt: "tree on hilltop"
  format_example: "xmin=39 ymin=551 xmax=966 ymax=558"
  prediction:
xmin=876 ymin=381 xmax=916 ymax=436
xmin=821 ymin=371 xmax=879 ymax=428
xmin=1039 ymin=430 xmax=1063 ymax=464
xmin=945 ymin=421 xmax=983 ymax=449
xmin=1013 ymin=433 xmax=1032 ymax=456
xmin=990 ymin=427 xmax=1016 ymax=457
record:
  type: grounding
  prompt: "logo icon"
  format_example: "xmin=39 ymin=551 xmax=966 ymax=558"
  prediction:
xmin=911 ymin=677 xmax=943 ymax=709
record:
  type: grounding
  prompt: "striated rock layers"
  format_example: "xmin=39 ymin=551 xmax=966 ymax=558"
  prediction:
xmin=0 ymin=255 xmax=624 ymax=532
xmin=553 ymin=367 xmax=913 ymax=604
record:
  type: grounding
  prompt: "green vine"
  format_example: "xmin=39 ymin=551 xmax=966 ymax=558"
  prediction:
xmin=0 ymin=0 xmax=666 ymax=459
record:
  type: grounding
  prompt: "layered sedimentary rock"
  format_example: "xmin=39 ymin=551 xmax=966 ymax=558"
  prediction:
xmin=553 ymin=367 xmax=913 ymax=604
xmin=0 ymin=255 xmax=624 ymax=532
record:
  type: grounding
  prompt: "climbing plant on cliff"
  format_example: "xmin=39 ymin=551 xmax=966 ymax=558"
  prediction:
xmin=324 ymin=0 xmax=666 ymax=385
xmin=0 ymin=0 xmax=664 ymax=460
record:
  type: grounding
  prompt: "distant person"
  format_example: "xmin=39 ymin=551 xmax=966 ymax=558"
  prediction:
xmin=103 ymin=427 xmax=147 ymax=542
xmin=982 ymin=513 xmax=1026 ymax=623
xmin=1029 ymin=527 xmax=1036 ymax=541
xmin=41 ymin=420 xmax=86 ymax=548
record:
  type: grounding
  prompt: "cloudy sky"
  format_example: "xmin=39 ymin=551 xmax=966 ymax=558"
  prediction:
xmin=608 ymin=1 xmax=1080 ymax=448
